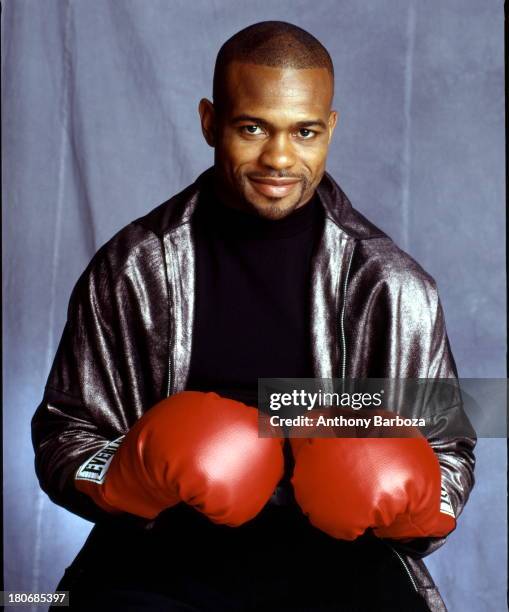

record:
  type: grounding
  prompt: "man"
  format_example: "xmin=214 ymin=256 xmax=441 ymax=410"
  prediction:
xmin=32 ymin=21 xmax=475 ymax=612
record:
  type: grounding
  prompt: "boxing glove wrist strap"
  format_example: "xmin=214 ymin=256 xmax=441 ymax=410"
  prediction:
xmin=440 ymin=483 xmax=455 ymax=519
xmin=75 ymin=436 xmax=125 ymax=485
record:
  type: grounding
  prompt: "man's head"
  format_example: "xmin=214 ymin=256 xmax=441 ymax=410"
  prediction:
xmin=199 ymin=21 xmax=337 ymax=220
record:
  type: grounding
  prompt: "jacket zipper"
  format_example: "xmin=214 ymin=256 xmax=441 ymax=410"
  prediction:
xmin=166 ymin=288 xmax=174 ymax=395
xmin=389 ymin=545 xmax=419 ymax=593
xmin=165 ymin=236 xmax=173 ymax=397
xmin=339 ymin=242 xmax=356 ymax=379
xmin=166 ymin=340 xmax=173 ymax=397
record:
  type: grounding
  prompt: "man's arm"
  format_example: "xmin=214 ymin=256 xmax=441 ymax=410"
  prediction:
xmin=394 ymin=295 xmax=476 ymax=558
xmin=31 ymin=228 xmax=169 ymax=522
xmin=343 ymin=241 xmax=476 ymax=557
xmin=32 ymin=385 xmax=120 ymax=522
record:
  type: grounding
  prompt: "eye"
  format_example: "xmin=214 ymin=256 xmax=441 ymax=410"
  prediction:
xmin=297 ymin=128 xmax=316 ymax=139
xmin=241 ymin=125 xmax=264 ymax=136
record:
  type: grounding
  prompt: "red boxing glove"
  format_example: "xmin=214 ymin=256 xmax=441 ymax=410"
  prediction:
xmin=75 ymin=391 xmax=284 ymax=525
xmin=290 ymin=412 xmax=456 ymax=540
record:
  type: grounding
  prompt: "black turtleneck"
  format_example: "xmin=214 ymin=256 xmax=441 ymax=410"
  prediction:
xmin=185 ymin=191 xmax=324 ymax=406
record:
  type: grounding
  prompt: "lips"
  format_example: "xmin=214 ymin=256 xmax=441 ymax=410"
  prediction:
xmin=248 ymin=176 xmax=301 ymax=198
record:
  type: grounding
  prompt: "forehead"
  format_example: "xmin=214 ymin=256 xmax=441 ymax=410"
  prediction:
xmin=222 ymin=62 xmax=333 ymax=119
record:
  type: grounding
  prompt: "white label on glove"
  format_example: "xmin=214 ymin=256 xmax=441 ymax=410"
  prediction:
xmin=75 ymin=436 xmax=125 ymax=485
xmin=440 ymin=484 xmax=455 ymax=518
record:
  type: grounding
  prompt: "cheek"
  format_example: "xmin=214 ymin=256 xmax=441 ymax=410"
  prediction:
xmin=300 ymin=145 xmax=328 ymax=175
xmin=218 ymin=132 xmax=261 ymax=168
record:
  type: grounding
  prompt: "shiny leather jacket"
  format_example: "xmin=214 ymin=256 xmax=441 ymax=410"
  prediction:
xmin=32 ymin=167 xmax=476 ymax=612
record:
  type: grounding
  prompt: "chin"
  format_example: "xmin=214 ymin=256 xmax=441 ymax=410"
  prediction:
xmin=242 ymin=185 xmax=307 ymax=220
xmin=248 ymin=197 xmax=301 ymax=220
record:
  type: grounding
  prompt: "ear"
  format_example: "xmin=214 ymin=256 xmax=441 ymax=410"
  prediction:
xmin=327 ymin=110 xmax=338 ymax=143
xmin=199 ymin=98 xmax=216 ymax=147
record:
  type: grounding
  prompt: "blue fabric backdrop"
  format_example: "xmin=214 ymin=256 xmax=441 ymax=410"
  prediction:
xmin=3 ymin=1 xmax=506 ymax=610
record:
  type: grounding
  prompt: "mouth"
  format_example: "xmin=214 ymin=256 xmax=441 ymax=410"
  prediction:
xmin=248 ymin=176 xmax=302 ymax=199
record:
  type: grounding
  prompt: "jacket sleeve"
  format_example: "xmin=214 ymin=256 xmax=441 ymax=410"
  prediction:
xmin=392 ymin=284 xmax=477 ymax=559
xmin=31 ymin=233 xmax=168 ymax=523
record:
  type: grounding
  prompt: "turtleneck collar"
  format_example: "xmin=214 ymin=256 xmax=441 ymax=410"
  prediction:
xmin=195 ymin=191 xmax=321 ymax=241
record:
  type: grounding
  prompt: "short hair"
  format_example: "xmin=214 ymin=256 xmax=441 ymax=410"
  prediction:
xmin=212 ymin=21 xmax=334 ymax=109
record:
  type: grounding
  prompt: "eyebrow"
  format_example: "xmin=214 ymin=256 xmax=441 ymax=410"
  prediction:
xmin=230 ymin=114 xmax=327 ymax=130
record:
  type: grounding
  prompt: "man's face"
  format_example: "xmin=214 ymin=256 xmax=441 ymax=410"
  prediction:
xmin=199 ymin=62 xmax=337 ymax=219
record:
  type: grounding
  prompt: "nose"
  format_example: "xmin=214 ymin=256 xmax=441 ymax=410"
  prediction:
xmin=259 ymin=133 xmax=297 ymax=171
